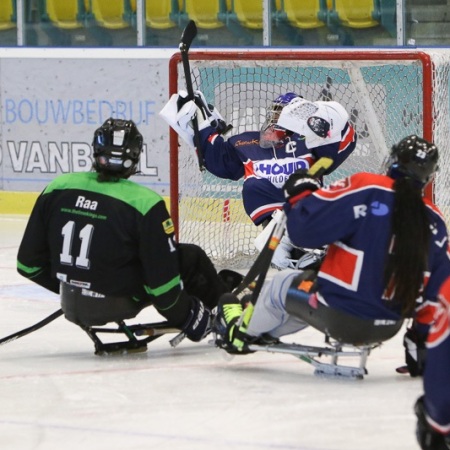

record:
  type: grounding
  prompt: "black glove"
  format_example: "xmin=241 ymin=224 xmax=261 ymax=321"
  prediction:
xmin=181 ymin=297 xmax=212 ymax=342
xmin=403 ymin=326 xmax=427 ymax=377
xmin=415 ymin=396 xmax=450 ymax=450
xmin=283 ymin=169 xmax=321 ymax=206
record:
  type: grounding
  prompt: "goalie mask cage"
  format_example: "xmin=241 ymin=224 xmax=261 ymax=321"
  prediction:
xmin=168 ymin=49 xmax=450 ymax=269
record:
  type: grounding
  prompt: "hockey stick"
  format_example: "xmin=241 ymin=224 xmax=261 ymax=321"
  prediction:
xmin=179 ymin=20 xmax=205 ymax=171
xmin=0 ymin=308 xmax=63 ymax=347
xmin=233 ymin=157 xmax=334 ymax=303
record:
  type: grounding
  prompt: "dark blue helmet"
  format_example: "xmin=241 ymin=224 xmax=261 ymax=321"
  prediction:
xmin=386 ymin=135 xmax=438 ymax=185
xmin=273 ymin=92 xmax=301 ymax=106
xmin=93 ymin=118 xmax=143 ymax=179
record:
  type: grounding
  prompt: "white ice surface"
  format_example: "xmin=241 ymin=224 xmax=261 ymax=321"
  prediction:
xmin=0 ymin=215 xmax=422 ymax=450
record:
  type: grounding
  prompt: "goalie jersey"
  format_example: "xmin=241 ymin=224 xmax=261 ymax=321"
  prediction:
xmin=199 ymin=126 xmax=356 ymax=183
xmin=198 ymin=125 xmax=356 ymax=224
xmin=286 ymin=172 xmax=450 ymax=320
xmin=17 ymin=172 xmax=182 ymax=305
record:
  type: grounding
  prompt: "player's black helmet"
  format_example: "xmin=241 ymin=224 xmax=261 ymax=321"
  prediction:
xmin=386 ymin=135 xmax=438 ymax=185
xmin=92 ymin=118 xmax=143 ymax=179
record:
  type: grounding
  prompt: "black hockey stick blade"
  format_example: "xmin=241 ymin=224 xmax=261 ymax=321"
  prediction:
xmin=179 ymin=20 xmax=197 ymax=54
xmin=0 ymin=308 xmax=63 ymax=346
xmin=233 ymin=156 xmax=334 ymax=298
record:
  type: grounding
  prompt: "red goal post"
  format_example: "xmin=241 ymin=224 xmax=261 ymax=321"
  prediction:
xmin=168 ymin=49 xmax=449 ymax=269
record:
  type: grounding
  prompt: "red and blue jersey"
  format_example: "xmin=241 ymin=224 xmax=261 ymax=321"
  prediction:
xmin=286 ymin=172 xmax=450 ymax=320
xmin=200 ymin=126 xmax=356 ymax=182
xmin=423 ymin=276 xmax=450 ymax=436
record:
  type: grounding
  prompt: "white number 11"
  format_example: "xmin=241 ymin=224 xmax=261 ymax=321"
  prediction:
xmin=60 ymin=221 xmax=94 ymax=269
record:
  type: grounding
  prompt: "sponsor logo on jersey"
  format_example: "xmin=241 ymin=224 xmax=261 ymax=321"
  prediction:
xmin=370 ymin=201 xmax=389 ymax=216
xmin=162 ymin=218 xmax=174 ymax=234
xmin=354 ymin=201 xmax=389 ymax=219
xmin=248 ymin=158 xmax=309 ymax=187
xmin=234 ymin=139 xmax=260 ymax=147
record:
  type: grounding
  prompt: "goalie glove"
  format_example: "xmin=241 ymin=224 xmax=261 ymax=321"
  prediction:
xmin=159 ymin=90 xmax=229 ymax=148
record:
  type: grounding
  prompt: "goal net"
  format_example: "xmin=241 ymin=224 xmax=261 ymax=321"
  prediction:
xmin=168 ymin=49 xmax=450 ymax=269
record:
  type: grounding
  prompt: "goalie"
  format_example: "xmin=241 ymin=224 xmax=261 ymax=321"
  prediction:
xmin=160 ymin=91 xmax=357 ymax=270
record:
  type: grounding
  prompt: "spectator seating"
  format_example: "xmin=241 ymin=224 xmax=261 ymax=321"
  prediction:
xmin=0 ymin=0 xmax=16 ymax=31
xmin=89 ymin=0 xmax=130 ymax=29
xmin=41 ymin=0 xmax=87 ymax=29
xmin=228 ymin=0 xmax=263 ymax=30
xmin=330 ymin=0 xmax=380 ymax=28
xmin=130 ymin=0 xmax=177 ymax=29
xmin=276 ymin=0 xmax=326 ymax=29
xmin=185 ymin=0 xmax=224 ymax=29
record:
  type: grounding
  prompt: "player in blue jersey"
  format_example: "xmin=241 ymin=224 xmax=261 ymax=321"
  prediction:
xmin=17 ymin=118 xmax=233 ymax=353
xmin=213 ymin=135 xmax=450 ymax=360
xmin=160 ymin=90 xmax=357 ymax=269
xmin=415 ymin=276 xmax=450 ymax=450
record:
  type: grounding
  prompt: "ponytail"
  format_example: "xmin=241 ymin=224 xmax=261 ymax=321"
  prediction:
xmin=384 ymin=177 xmax=430 ymax=316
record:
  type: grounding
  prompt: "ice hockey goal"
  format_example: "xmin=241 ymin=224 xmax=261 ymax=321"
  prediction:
xmin=168 ymin=49 xmax=450 ymax=269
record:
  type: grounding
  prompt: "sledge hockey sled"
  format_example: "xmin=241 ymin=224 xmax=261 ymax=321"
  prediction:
xmin=80 ymin=320 xmax=182 ymax=355
xmin=215 ymin=270 xmax=403 ymax=380
xmin=248 ymin=336 xmax=380 ymax=380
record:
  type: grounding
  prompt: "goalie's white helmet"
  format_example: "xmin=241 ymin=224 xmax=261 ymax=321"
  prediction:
xmin=260 ymin=93 xmax=349 ymax=150
xmin=277 ymin=98 xmax=349 ymax=149
xmin=259 ymin=92 xmax=301 ymax=149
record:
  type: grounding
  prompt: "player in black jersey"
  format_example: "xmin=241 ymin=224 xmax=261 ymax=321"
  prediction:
xmin=17 ymin=118 xmax=232 ymax=350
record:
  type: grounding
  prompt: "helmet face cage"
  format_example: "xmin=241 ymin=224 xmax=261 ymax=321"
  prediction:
xmin=93 ymin=118 xmax=143 ymax=178
xmin=260 ymin=92 xmax=300 ymax=149
xmin=385 ymin=135 xmax=439 ymax=185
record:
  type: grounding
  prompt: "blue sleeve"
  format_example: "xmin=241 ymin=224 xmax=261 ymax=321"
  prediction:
xmin=199 ymin=127 xmax=244 ymax=181
xmin=424 ymin=325 xmax=450 ymax=431
xmin=285 ymin=190 xmax=358 ymax=249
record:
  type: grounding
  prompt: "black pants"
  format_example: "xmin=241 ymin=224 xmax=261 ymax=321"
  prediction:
xmin=60 ymin=282 xmax=149 ymax=327
xmin=61 ymin=243 xmax=228 ymax=327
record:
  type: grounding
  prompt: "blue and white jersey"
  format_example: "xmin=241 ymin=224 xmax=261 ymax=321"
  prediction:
xmin=199 ymin=126 xmax=356 ymax=184
xmin=198 ymin=125 xmax=357 ymax=224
